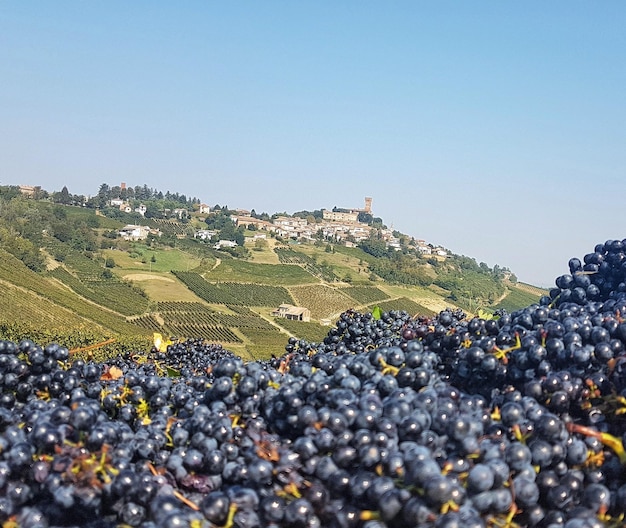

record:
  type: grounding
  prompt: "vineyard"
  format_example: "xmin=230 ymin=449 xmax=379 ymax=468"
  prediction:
xmin=272 ymin=317 xmax=331 ymax=343
xmin=513 ymin=281 xmax=548 ymax=298
xmin=49 ymin=267 xmax=149 ymax=316
xmin=151 ymin=218 xmax=192 ymax=237
xmin=215 ymin=313 xmax=275 ymax=330
xmin=238 ymin=326 xmax=286 ymax=359
xmin=43 ymin=241 xmax=106 ymax=280
xmin=339 ymin=285 xmax=390 ymax=305
xmin=165 ymin=322 xmax=242 ymax=343
xmin=0 ymin=279 xmax=98 ymax=331
xmin=128 ymin=314 xmax=163 ymax=332
xmin=0 ymin=250 xmax=147 ymax=336
xmin=62 ymin=251 xmax=106 ymax=279
xmin=215 ymin=282 xmax=293 ymax=307
xmin=368 ymin=297 xmax=437 ymax=317
xmin=172 ymin=271 xmax=294 ymax=306
xmin=274 ymin=247 xmax=339 ymax=282
xmin=288 ymin=284 xmax=356 ymax=319
xmin=223 ymin=304 xmax=258 ymax=315
xmin=0 ymin=319 xmax=151 ymax=362
xmin=151 ymin=301 xmax=275 ymax=344
xmin=493 ymin=285 xmax=542 ymax=313
xmin=155 ymin=301 xmax=209 ymax=311
xmin=157 ymin=301 xmax=275 ymax=331
xmin=171 ymin=272 xmax=236 ymax=304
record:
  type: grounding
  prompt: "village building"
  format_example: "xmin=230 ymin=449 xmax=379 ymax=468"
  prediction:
xmin=134 ymin=204 xmax=147 ymax=216
xmin=119 ymin=225 xmax=151 ymax=241
xmin=322 ymin=210 xmax=359 ymax=223
xmin=213 ymin=240 xmax=238 ymax=250
xmin=18 ymin=185 xmax=39 ymax=197
xmin=195 ymin=229 xmax=218 ymax=241
xmin=234 ymin=216 xmax=275 ymax=231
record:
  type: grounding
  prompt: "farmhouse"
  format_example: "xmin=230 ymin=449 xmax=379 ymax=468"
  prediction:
xmin=271 ymin=304 xmax=311 ymax=322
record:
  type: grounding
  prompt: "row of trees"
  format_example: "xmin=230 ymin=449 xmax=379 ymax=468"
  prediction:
xmin=38 ymin=183 xmax=203 ymax=216
xmin=92 ymin=183 xmax=201 ymax=209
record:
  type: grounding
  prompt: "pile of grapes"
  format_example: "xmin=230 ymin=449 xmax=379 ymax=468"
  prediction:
xmin=3 ymin=240 xmax=626 ymax=527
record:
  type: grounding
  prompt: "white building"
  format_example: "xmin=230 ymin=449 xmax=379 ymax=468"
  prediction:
xmin=119 ymin=225 xmax=151 ymax=241
xmin=213 ymin=240 xmax=238 ymax=250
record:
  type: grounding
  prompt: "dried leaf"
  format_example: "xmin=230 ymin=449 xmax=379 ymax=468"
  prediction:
xmin=101 ymin=365 xmax=123 ymax=381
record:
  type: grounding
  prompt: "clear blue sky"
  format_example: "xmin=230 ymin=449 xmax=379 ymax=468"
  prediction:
xmin=1 ymin=2 xmax=625 ymax=287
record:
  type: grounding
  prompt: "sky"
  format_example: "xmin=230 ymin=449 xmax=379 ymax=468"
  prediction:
xmin=1 ymin=2 xmax=625 ymax=288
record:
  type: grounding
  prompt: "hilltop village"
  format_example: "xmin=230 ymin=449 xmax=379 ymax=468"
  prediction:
xmin=103 ymin=191 xmax=449 ymax=257
xmin=16 ymin=181 xmax=451 ymax=258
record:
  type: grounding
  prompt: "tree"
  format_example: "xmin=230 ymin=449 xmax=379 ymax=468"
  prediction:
xmin=358 ymin=211 xmax=373 ymax=224
xmin=97 ymin=183 xmax=110 ymax=208
xmin=143 ymin=202 xmax=161 ymax=219
xmin=234 ymin=228 xmax=245 ymax=246
xmin=358 ymin=235 xmax=388 ymax=258
xmin=56 ymin=186 xmax=71 ymax=205
xmin=254 ymin=239 xmax=268 ymax=251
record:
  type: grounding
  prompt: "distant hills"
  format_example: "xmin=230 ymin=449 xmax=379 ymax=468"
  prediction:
xmin=0 ymin=183 xmax=546 ymax=359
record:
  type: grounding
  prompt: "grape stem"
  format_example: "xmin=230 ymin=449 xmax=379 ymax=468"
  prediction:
xmin=566 ymin=423 xmax=626 ymax=464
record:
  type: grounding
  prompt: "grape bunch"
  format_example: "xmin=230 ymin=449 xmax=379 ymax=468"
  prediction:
xmin=2 ymin=241 xmax=626 ymax=527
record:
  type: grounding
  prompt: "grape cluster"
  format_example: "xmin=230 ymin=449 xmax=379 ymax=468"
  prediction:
xmin=2 ymin=241 xmax=626 ymax=527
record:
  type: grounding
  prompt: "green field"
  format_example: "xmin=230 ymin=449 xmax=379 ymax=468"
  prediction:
xmin=102 ymin=247 xmax=204 ymax=273
xmin=203 ymin=259 xmax=318 ymax=285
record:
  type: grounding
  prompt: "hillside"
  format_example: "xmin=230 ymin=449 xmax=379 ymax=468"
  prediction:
xmin=0 ymin=185 xmax=548 ymax=359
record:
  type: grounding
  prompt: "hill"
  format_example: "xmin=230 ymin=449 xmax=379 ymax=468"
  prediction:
xmin=0 ymin=185 xmax=548 ymax=359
